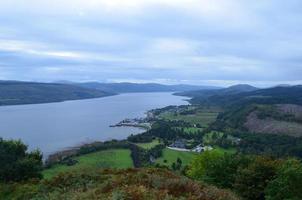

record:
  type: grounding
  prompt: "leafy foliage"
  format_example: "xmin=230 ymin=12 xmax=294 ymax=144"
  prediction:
xmin=265 ymin=159 xmax=302 ymax=200
xmin=0 ymin=138 xmax=43 ymax=182
xmin=189 ymin=151 xmax=302 ymax=200
xmin=0 ymin=168 xmax=239 ymax=200
xmin=234 ymin=156 xmax=279 ymax=200
xmin=233 ymin=131 xmax=302 ymax=158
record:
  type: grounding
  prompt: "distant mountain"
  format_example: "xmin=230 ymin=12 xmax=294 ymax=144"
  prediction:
xmin=0 ymin=81 xmax=114 ymax=106
xmin=186 ymin=85 xmax=302 ymax=107
xmin=73 ymin=82 xmax=220 ymax=93
xmin=222 ymin=84 xmax=258 ymax=94
xmin=175 ymin=84 xmax=258 ymax=98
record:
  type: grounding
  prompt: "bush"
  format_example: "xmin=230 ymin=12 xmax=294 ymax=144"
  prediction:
xmin=265 ymin=159 xmax=302 ymax=200
xmin=0 ymin=168 xmax=240 ymax=200
xmin=234 ymin=156 xmax=279 ymax=200
xmin=0 ymin=138 xmax=43 ymax=182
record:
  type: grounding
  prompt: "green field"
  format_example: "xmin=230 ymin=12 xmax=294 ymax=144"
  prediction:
xmin=213 ymin=146 xmax=237 ymax=154
xmin=175 ymin=127 xmax=203 ymax=134
xmin=43 ymin=149 xmax=133 ymax=179
xmin=156 ymin=148 xmax=197 ymax=167
xmin=135 ymin=139 xmax=161 ymax=149
xmin=159 ymin=109 xmax=219 ymax=127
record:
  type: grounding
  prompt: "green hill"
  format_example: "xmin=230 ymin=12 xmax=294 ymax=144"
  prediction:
xmin=0 ymin=81 xmax=114 ymax=106
xmin=179 ymin=85 xmax=302 ymax=137
xmin=185 ymin=85 xmax=302 ymax=107
xmin=215 ymin=103 xmax=302 ymax=137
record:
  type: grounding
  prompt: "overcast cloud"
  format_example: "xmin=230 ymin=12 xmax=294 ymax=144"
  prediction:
xmin=0 ymin=0 xmax=301 ymax=86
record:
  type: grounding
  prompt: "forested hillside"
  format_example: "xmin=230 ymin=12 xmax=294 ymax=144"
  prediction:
xmin=183 ymin=85 xmax=302 ymax=107
xmin=75 ymin=82 xmax=220 ymax=93
xmin=0 ymin=81 xmax=114 ymax=106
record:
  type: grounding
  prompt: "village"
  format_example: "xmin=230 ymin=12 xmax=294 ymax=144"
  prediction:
xmin=168 ymin=139 xmax=213 ymax=153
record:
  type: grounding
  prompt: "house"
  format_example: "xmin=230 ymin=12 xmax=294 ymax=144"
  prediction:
xmin=192 ymin=144 xmax=213 ymax=153
xmin=169 ymin=139 xmax=186 ymax=149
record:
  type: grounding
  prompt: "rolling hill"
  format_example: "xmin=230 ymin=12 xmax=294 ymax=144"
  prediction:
xmin=175 ymin=84 xmax=258 ymax=100
xmin=0 ymin=81 xmax=114 ymax=106
xmin=181 ymin=85 xmax=302 ymax=137
xmin=74 ymin=82 xmax=221 ymax=93
xmin=183 ymin=85 xmax=302 ymax=107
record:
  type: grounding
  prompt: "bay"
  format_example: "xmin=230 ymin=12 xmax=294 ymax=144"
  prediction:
xmin=0 ymin=92 xmax=188 ymax=156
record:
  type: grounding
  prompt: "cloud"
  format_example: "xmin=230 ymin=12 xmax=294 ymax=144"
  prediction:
xmin=0 ymin=0 xmax=301 ymax=86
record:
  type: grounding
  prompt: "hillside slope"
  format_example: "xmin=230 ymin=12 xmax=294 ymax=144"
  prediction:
xmin=1 ymin=168 xmax=239 ymax=200
xmin=0 ymin=81 xmax=114 ymax=106
xmin=186 ymin=85 xmax=302 ymax=107
xmin=176 ymin=84 xmax=258 ymax=100
xmin=182 ymin=85 xmax=302 ymax=137
xmin=215 ymin=103 xmax=302 ymax=137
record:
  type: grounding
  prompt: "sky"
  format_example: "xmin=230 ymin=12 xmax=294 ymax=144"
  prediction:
xmin=0 ymin=0 xmax=301 ymax=87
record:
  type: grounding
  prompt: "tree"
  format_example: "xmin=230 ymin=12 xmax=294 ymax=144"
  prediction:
xmin=177 ymin=157 xmax=182 ymax=166
xmin=0 ymin=138 xmax=43 ymax=182
xmin=204 ymin=154 xmax=250 ymax=189
xmin=171 ymin=162 xmax=177 ymax=171
xmin=187 ymin=150 xmax=223 ymax=180
xmin=234 ymin=156 xmax=279 ymax=200
xmin=188 ymin=151 xmax=250 ymax=189
xmin=265 ymin=159 xmax=302 ymax=200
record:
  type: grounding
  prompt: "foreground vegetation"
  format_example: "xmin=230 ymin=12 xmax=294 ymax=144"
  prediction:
xmin=0 ymin=168 xmax=239 ymax=200
xmin=189 ymin=151 xmax=302 ymax=200
xmin=0 ymin=138 xmax=43 ymax=182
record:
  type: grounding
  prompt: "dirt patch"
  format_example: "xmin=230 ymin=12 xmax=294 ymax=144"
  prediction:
xmin=244 ymin=111 xmax=302 ymax=137
xmin=276 ymin=104 xmax=302 ymax=119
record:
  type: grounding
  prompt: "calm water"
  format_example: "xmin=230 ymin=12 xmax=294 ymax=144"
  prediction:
xmin=0 ymin=92 xmax=188 ymax=156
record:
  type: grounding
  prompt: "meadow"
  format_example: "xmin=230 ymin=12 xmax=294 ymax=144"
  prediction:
xmin=43 ymin=149 xmax=133 ymax=179
xmin=156 ymin=148 xmax=197 ymax=167
xmin=135 ymin=139 xmax=161 ymax=149
xmin=158 ymin=107 xmax=220 ymax=127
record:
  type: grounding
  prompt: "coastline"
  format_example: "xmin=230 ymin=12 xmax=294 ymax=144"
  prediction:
xmin=20 ymin=93 xmax=190 ymax=162
xmin=0 ymin=93 xmax=117 ymax=107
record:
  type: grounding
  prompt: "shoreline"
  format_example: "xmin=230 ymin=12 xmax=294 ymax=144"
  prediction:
xmin=40 ymin=94 xmax=190 ymax=162
xmin=0 ymin=93 xmax=117 ymax=108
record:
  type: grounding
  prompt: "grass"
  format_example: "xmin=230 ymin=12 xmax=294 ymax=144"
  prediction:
xmin=135 ymin=139 xmax=161 ymax=149
xmin=175 ymin=127 xmax=203 ymax=134
xmin=159 ymin=109 xmax=219 ymax=127
xmin=156 ymin=148 xmax=197 ymax=167
xmin=213 ymin=146 xmax=237 ymax=155
xmin=155 ymin=146 xmax=236 ymax=169
xmin=43 ymin=149 xmax=133 ymax=179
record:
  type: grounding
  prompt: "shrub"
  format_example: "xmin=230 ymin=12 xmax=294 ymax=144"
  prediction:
xmin=265 ymin=159 xmax=302 ymax=200
xmin=0 ymin=138 xmax=43 ymax=182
